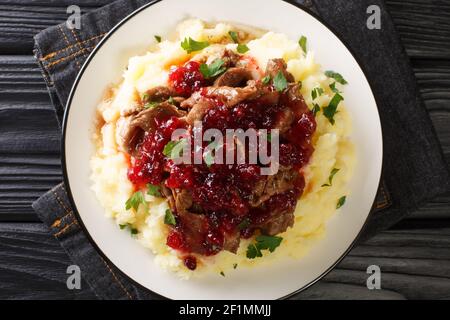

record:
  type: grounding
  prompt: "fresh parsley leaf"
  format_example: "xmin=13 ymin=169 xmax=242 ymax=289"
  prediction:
xmin=180 ymin=37 xmax=210 ymax=54
xmin=125 ymin=191 xmax=146 ymax=211
xmin=154 ymin=35 xmax=161 ymax=43
xmin=119 ymin=223 xmax=139 ymax=235
xmin=273 ymin=71 xmax=288 ymax=92
xmin=323 ymin=93 xmax=344 ymax=125
xmin=261 ymin=75 xmax=271 ymax=85
xmin=168 ymin=96 xmax=175 ymax=105
xmin=337 ymin=196 xmax=347 ymax=209
xmin=311 ymin=87 xmax=324 ymax=100
xmin=147 ymin=184 xmax=161 ymax=197
xmin=220 ymin=271 xmax=225 ymax=277
xmin=233 ymin=263 xmax=238 ymax=269
xmin=238 ymin=218 xmax=250 ymax=230
xmin=237 ymin=43 xmax=249 ymax=54
xmin=141 ymin=93 xmax=149 ymax=101
xmin=144 ymin=101 xmax=158 ymax=109
xmin=267 ymin=133 xmax=272 ymax=143
xmin=325 ymin=70 xmax=348 ymax=85
xmin=312 ymin=103 xmax=321 ymax=117
xmin=322 ymin=168 xmax=340 ymax=187
xmin=228 ymin=31 xmax=239 ymax=43
xmin=199 ymin=59 xmax=226 ymax=79
xmin=299 ymin=35 xmax=307 ymax=53
xmin=246 ymin=244 xmax=263 ymax=259
xmin=164 ymin=209 xmax=176 ymax=226
xmin=255 ymin=235 xmax=283 ymax=253
xmin=163 ymin=139 xmax=187 ymax=159
xmin=329 ymin=82 xmax=340 ymax=93
xmin=246 ymin=235 xmax=283 ymax=259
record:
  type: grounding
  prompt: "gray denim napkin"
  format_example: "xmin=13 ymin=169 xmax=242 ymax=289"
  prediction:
xmin=32 ymin=0 xmax=450 ymax=300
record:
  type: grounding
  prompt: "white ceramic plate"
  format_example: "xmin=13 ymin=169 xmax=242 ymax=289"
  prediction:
xmin=63 ymin=0 xmax=383 ymax=300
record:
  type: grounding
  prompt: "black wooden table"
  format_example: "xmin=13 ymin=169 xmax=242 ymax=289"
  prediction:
xmin=0 ymin=0 xmax=449 ymax=300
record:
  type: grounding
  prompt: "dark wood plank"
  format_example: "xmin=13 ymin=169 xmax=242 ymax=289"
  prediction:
xmin=2 ymin=223 xmax=449 ymax=299
xmin=0 ymin=0 xmax=113 ymax=54
xmin=0 ymin=223 xmax=96 ymax=299
xmin=0 ymin=0 xmax=449 ymax=56
xmin=0 ymin=55 xmax=61 ymax=219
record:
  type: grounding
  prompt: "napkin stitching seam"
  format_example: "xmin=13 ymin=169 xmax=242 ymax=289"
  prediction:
xmin=59 ymin=25 xmax=81 ymax=70
xmin=40 ymin=33 xmax=106 ymax=61
xmin=44 ymin=45 xmax=96 ymax=69
xmin=99 ymin=256 xmax=134 ymax=300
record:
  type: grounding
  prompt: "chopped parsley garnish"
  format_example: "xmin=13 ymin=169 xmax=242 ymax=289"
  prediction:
xmin=261 ymin=75 xmax=271 ymax=85
xmin=168 ymin=96 xmax=175 ymax=105
xmin=233 ymin=263 xmax=238 ymax=269
xmin=322 ymin=168 xmax=340 ymax=187
xmin=144 ymin=101 xmax=158 ymax=109
xmin=323 ymin=92 xmax=344 ymax=125
xmin=119 ymin=223 xmax=138 ymax=236
xmin=220 ymin=271 xmax=225 ymax=277
xmin=125 ymin=191 xmax=146 ymax=211
xmin=329 ymin=82 xmax=340 ymax=93
xmin=312 ymin=103 xmax=321 ymax=117
xmin=267 ymin=133 xmax=272 ymax=142
xmin=299 ymin=35 xmax=307 ymax=53
xmin=311 ymin=87 xmax=324 ymax=100
xmin=141 ymin=93 xmax=149 ymax=101
xmin=154 ymin=35 xmax=161 ymax=43
xmin=247 ymin=244 xmax=262 ymax=259
xmin=228 ymin=31 xmax=239 ymax=43
xmin=237 ymin=218 xmax=250 ymax=230
xmin=325 ymin=70 xmax=348 ymax=85
xmin=246 ymin=235 xmax=283 ymax=259
xmin=180 ymin=37 xmax=210 ymax=54
xmin=199 ymin=59 xmax=226 ymax=79
xmin=237 ymin=43 xmax=249 ymax=54
xmin=337 ymin=196 xmax=347 ymax=209
xmin=163 ymin=138 xmax=187 ymax=159
xmin=164 ymin=209 xmax=176 ymax=226
xmin=273 ymin=71 xmax=288 ymax=92
xmin=147 ymin=184 xmax=161 ymax=197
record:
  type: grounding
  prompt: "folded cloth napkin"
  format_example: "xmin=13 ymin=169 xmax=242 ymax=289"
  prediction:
xmin=32 ymin=0 xmax=450 ymax=300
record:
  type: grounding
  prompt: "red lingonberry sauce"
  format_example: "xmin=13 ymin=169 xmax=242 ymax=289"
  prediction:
xmin=168 ymin=61 xmax=207 ymax=97
xmin=127 ymin=64 xmax=317 ymax=260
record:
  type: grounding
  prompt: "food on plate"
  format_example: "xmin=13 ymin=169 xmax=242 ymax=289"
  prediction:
xmin=90 ymin=19 xmax=355 ymax=278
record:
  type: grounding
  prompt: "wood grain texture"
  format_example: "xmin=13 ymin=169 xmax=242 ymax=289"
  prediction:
xmin=2 ymin=223 xmax=449 ymax=300
xmin=0 ymin=0 xmax=449 ymax=300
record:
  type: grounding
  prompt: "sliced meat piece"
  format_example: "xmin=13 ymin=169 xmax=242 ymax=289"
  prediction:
xmin=219 ymin=49 xmax=241 ymax=68
xmin=121 ymin=86 xmax=183 ymax=117
xmin=186 ymin=98 xmax=216 ymax=125
xmin=214 ymin=67 xmax=253 ymax=87
xmin=280 ymin=83 xmax=309 ymax=117
xmin=181 ymin=85 xmax=260 ymax=109
xmin=264 ymin=58 xmax=295 ymax=83
xmin=161 ymin=185 xmax=176 ymax=212
xmin=143 ymin=86 xmax=179 ymax=102
xmin=248 ymin=169 xmax=298 ymax=207
xmin=119 ymin=102 xmax=185 ymax=154
xmin=172 ymin=189 xmax=193 ymax=215
xmin=259 ymin=210 xmax=294 ymax=236
xmin=222 ymin=231 xmax=241 ymax=253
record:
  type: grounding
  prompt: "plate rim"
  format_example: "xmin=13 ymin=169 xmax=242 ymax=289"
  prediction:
xmin=61 ymin=0 xmax=384 ymax=300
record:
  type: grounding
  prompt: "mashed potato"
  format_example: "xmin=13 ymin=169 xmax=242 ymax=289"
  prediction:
xmin=90 ymin=19 xmax=355 ymax=279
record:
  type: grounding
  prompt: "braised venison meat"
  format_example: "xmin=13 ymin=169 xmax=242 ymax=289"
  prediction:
xmin=122 ymin=53 xmax=316 ymax=258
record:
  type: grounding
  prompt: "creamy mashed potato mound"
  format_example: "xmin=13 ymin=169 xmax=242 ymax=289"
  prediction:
xmin=90 ymin=19 xmax=355 ymax=279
